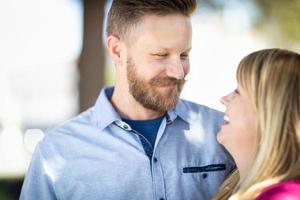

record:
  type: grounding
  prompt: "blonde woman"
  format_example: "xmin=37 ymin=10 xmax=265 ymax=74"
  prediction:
xmin=214 ymin=49 xmax=300 ymax=199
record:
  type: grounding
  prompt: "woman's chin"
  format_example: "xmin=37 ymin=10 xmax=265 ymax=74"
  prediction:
xmin=216 ymin=131 xmax=225 ymax=144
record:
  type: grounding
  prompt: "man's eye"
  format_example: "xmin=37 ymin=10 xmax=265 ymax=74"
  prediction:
xmin=181 ymin=54 xmax=189 ymax=59
xmin=152 ymin=53 xmax=168 ymax=57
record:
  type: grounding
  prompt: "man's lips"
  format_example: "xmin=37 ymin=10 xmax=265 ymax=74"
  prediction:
xmin=160 ymin=83 xmax=177 ymax=87
xmin=149 ymin=77 xmax=185 ymax=87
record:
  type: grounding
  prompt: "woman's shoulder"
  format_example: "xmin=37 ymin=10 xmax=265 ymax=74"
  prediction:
xmin=256 ymin=180 xmax=300 ymax=200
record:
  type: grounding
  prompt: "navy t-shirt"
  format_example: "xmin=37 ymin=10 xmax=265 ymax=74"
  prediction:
xmin=122 ymin=116 xmax=164 ymax=148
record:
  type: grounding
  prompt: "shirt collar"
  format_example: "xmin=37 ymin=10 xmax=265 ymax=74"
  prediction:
xmin=91 ymin=86 xmax=191 ymax=130
xmin=168 ymin=99 xmax=191 ymax=124
xmin=92 ymin=86 xmax=121 ymax=130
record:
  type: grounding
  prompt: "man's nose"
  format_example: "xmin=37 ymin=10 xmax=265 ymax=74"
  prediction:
xmin=166 ymin=59 xmax=185 ymax=80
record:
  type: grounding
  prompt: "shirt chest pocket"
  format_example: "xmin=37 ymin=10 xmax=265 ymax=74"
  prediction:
xmin=182 ymin=164 xmax=227 ymax=183
xmin=183 ymin=164 xmax=226 ymax=173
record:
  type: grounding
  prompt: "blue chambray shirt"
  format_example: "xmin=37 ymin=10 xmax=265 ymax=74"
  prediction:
xmin=20 ymin=86 xmax=235 ymax=200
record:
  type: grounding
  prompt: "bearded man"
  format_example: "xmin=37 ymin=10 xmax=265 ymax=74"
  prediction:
xmin=20 ymin=1 xmax=235 ymax=200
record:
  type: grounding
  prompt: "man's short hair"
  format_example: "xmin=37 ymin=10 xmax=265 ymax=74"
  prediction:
xmin=106 ymin=0 xmax=196 ymax=39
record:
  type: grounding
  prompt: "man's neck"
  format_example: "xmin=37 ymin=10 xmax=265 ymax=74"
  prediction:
xmin=111 ymin=86 xmax=165 ymax=120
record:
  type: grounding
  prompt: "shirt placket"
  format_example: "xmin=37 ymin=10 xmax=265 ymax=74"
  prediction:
xmin=115 ymin=120 xmax=167 ymax=200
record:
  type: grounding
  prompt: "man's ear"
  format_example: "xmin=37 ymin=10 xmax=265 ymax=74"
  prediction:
xmin=106 ymin=35 xmax=123 ymax=66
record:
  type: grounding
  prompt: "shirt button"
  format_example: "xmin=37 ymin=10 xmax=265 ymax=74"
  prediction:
xmin=123 ymin=124 xmax=129 ymax=129
xmin=159 ymin=198 xmax=165 ymax=200
xmin=202 ymin=173 xmax=208 ymax=179
xmin=153 ymin=157 xmax=158 ymax=163
xmin=166 ymin=117 xmax=171 ymax=123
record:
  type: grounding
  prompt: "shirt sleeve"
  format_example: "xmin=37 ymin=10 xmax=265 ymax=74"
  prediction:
xmin=20 ymin=143 xmax=57 ymax=200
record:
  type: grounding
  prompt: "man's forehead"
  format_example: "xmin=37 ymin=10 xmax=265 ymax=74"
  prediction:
xmin=127 ymin=14 xmax=190 ymax=34
xmin=142 ymin=14 xmax=190 ymax=27
xmin=160 ymin=47 xmax=192 ymax=51
xmin=123 ymin=14 xmax=192 ymax=50
xmin=129 ymin=35 xmax=192 ymax=52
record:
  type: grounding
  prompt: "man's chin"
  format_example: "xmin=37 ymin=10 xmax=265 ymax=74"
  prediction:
xmin=155 ymin=86 xmax=180 ymax=96
xmin=130 ymin=86 xmax=181 ymax=111
xmin=158 ymin=95 xmax=180 ymax=110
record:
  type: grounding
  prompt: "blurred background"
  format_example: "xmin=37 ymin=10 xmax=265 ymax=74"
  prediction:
xmin=0 ymin=0 xmax=299 ymax=199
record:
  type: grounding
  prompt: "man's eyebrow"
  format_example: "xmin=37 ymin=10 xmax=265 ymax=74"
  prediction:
xmin=154 ymin=47 xmax=192 ymax=52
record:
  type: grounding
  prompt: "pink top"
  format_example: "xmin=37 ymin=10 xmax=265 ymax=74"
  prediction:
xmin=256 ymin=180 xmax=300 ymax=200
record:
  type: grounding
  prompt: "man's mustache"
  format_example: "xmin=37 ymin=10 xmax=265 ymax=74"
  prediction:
xmin=149 ymin=77 xmax=186 ymax=86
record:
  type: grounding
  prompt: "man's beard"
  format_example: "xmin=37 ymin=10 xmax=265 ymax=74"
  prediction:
xmin=126 ymin=58 xmax=186 ymax=112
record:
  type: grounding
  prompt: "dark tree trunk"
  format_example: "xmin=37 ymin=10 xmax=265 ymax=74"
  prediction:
xmin=78 ymin=0 xmax=106 ymax=112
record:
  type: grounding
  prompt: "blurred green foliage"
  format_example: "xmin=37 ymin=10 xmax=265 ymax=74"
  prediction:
xmin=197 ymin=0 xmax=300 ymax=44
xmin=0 ymin=180 xmax=23 ymax=200
xmin=253 ymin=0 xmax=300 ymax=43
xmin=0 ymin=188 xmax=14 ymax=200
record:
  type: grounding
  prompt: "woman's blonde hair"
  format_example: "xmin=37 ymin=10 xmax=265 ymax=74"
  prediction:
xmin=214 ymin=48 xmax=300 ymax=200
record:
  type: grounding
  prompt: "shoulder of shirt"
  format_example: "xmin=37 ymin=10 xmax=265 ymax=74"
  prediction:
xmin=40 ymin=108 xmax=94 ymax=145
xmin=177 ymin=99 xmax=224 ymax=123
xmin=257 ymin=180 xmax=300 ymax=200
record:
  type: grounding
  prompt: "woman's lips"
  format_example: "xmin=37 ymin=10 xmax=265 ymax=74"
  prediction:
xmin=222 ymin=115 xmax=230 ymax=125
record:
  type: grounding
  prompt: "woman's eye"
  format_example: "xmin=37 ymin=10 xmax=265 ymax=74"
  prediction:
xmin=234 ymin=89 xmax=240 ymax=94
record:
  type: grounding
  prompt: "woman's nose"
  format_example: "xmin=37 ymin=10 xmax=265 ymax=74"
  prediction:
xmin=220 ymin=94 xmax=231 ymax=106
